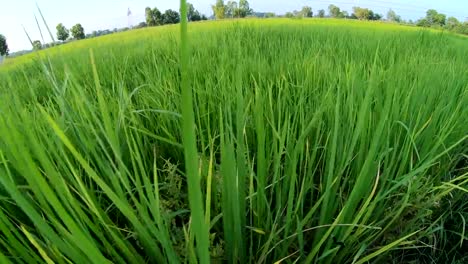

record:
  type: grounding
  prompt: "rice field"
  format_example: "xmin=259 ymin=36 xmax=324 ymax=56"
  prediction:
xmin=0 ymin=16 xmax=467 ymax=263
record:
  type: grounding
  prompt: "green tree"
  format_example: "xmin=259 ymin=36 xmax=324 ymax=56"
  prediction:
xmin=136 ymin=22 xmax=147 ymax=28
xmin=154 ymin=8 xmax=164 ymax=25
xmin=446 ymin=17 xmax=460 ymax=30
xmin=71 ymin=24 xmax=85 ymax=40
xmin=265 ymin=12 xmax=275 ymax=18
xmin=371 ymin=13 xmax=382 ymax=20
xmin=317 ymin=9 xmax=325 ymax=18
xmin=56 ymin=23 xmax=69 ymax=41
xmin=187 ymin=3 xmax=203 ymax=21
xmin=285 ymin=12 xmax=294 ymax=18
xmin=300 ymin=6 xmax=313 ymax=18
xmin=32 ymin=40 xmax=42 ymax=50
xmin=417 ymin=9 xmax=446 ymax=27
xmin=0 ymin=34 xmax=8 ymax=56
xmin=353 ymin=7 xmax=371 ymax=20
xmin=454 ymin=21 xmax=468 ymax=35
xmin=352 ymin=7 xmax=381 ymax=20
xmin=212 ymin=0 xmax=226 ymax=19
xmin=163 ymin=9 xmax=180 ymax=24
xmin=226 ymin=1 xmax=237 ymax=18
xmin=416 ymin=18 xmax=430 ymax=27
xmin=328 ymin=4 xmax=343 ymax=18
xmin=145 ymin=7 xmax=156 ymax=26
xmin=426 ymin=9 xmax=446 ymax=26
xmin=238 ymin=0 xmax=252 ymax=18
xmin=386 ymin=9 xmax=401 ymax=22
xmin=146 ymin=7 xmax=163 ymax=26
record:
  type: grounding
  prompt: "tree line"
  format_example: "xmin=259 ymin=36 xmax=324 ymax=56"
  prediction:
xmin=1 ymin=2 xmax=467 ymax=57
xmin=212 ymin=0 xmax=253 ymax=19
xmin=142 ymin=2 xmax=207 ymax=28
xmin=277 ymin=4 xmax=468 ymax=35
xmin=209 ymin=1 xmax=467 ymax=36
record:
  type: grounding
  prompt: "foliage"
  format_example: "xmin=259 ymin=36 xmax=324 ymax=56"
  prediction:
xmin=265 ymin=12 xmax=275 ymax=18
xmin=32 ymin=40 xmax=42 ymax=50
xmin=145 ymin=7 xmax=155 ymax=26
xmin=0 ymin=34 xmax=8 ymax=56
xmin=317 ymin=9 xmax=325 ymax=18
xmin=136 ymin=22 xmax=147 ymax=29
xmin=445 ymin=17 xmax=460 ymax=30
xmin=212 ymin=0 xmax=226 ymax=19
xmin=285 ymin=12 xmax=294 ymax=18
xmin=70 ymin=23 xmax=85 ymax=40
xmin=372 ymin=13 xmax=382 ymax=20
xmin=0 ymin=18 xmax=467 ymax=264
xmin=352 ymin=7 xmax=382 ymax=21
xmin=163 ymin=9 xmax=180 ymax=25
xmin=237 ymin=0 xmax=252 ymax=18
xmin=417 ymin=9 xmax=446 ymax=28
xmin=300 ymin=6 xmax=313 ymax=18
xmin=214 ymin=0 xmax=252 ymax=19
xmin=342 ymin=11 xmax=350 ymax=18
xmin=426 ymin=9 xmax=446 ymax=26
xmin=145 ymin=7 xmax=163 ymax=26
xmin=453 ymin=21 xmax=468 ymax=35
xmin=90 ymin=29 xmax=113 ymax=38
xmin=56 ymin=23 xmax=69 ymax=41
xmin=225 ymin=1 xmax=237 ymax=18
xmin=145 ymin=5 xmax=197 ymax=26
xmin=353 ymin=6 xmax=374 ymax=20
xmin=386 ymin=9 xmax=401 ymax=22
xmin=187 ymin=2 xmax=204 ymax=22
xmin=328 ymin=4 xmax=344 ymax=18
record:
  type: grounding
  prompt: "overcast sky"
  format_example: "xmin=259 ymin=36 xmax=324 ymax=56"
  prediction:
xmin=1 ymin=0 xmax=467 ymax=52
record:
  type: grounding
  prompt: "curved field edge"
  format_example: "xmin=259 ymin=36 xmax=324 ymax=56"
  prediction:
xmin=0 ymin=18 xmax=467 ymax=263
xmin=1 ymin=18 xmax=466 ymax=70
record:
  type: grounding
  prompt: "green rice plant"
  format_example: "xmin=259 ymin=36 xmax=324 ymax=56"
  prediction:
xmin=0 ymin=14 xmax=467 ymax=263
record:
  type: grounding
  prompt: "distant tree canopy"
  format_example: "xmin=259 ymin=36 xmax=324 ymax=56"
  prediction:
xmin=71 ymin=24 xmax=85 ymax=40
xmin=213 ymin=0 xmax=252 ymax=19
xmin=412 ymin=9 xmax=468 ymax=35
xmin=145 ymin=3 xmax=204 ymax=26
xmin=0 ymin=34 xmax=8 ymax=56
xmin=328 ymin=4 xmax=344 ymax=18
xmin=56 ymin=23 xmax=69 ymax=41
xmin=226 ymin=1 xmax=238 ymax=18
xmin=352 ymin=7 xmax=382 ymax=20
xmin=289 ymin=3 xmax=465 ymax=35
xmin=212 ymin=0 xmax=226 ymax=19
xmin=417 ymin=9 xmax=446 ymax=27
xmin=265 ymin=12 xmax=276 ymax=18
xmin=145 ymin=7 xmax=163 ymax=26
xmin=238 ymin=0 xmax=253 ymax=17
xmin=187 ymin=3 xmax=203 ymax=21
xmin=386 ymin=9 xmax=401 ymax=22
xmin=136 ymin=22 xmax=147 ymax=28
xmin=163 ymin=9 xmax=180 ymax=24
xmin=453 ymin=21 xmax=468 ymax=35
xmin=445 ymin=16 xmax=460 ymax=30
xmin=285 ymin=12 xmax=294 ymax=18
xmin=300 ymin=6 xmax=313 ymax=18
xmin=317 ymin=9 xmax=325 ymax=18
xmin=32 ymin=40 xmax=42 ymax=51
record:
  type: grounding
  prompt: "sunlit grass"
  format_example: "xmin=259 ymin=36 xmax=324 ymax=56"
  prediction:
xmin=0 ymin=15 xmax=467 ymax=263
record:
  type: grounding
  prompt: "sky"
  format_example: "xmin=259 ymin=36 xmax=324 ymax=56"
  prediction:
xmin=1 ymin=0 xmax=467 ymax=52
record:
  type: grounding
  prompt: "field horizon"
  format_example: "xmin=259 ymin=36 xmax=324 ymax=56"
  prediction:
xmin=2 ymin=18 xmax=467 ymax=69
